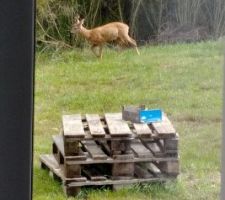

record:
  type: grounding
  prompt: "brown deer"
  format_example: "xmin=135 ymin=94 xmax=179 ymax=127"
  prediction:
xmin=71 ymin=17 xmax=140 ymax=58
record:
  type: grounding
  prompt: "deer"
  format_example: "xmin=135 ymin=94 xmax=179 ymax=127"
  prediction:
xmin=70 ymin=16 xmax=140 ymax=59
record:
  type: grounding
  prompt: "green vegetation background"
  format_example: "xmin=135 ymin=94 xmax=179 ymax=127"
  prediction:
xmin=34 ymin=41 xmax=223 ymax=199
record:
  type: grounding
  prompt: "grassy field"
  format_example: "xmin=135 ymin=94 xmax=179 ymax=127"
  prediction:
xmin=34 ymin=41 xmax=223 ymax=200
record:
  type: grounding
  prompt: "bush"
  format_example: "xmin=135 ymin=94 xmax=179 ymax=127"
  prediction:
xmin=36 ymin=0 xmax=225 ymax=49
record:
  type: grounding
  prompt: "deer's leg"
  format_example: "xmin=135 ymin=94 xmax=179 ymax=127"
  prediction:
xmin=91 ymin=44 xmax=99 ymax=57
xmin=116 ymin=39 xmax=126 ymax=51
xmin=91 ymin=44 xmax=103 ymax=58
xmin=128 ymin=37 xmax=140 ymax=55
xmin=124 ymin=36 xmax=140 ymax=55
xmin=98 ymin=45 xmax=103 ymax=59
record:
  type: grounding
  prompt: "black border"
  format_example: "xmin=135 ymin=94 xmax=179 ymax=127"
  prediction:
xmin=0 ymin=1 xmax=224 ymax=200
xmin=0 ymin=0 xmax=35 ymax=200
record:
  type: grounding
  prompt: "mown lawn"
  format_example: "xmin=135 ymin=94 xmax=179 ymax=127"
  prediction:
xmin=34 ymin=41 xmax=223 ymax=200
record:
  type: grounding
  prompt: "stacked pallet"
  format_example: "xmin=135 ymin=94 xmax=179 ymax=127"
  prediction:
xmin=40 ymin=113 xmax=179 ymax=196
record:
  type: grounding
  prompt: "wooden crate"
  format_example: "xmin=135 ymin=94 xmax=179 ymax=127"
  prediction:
xmin=40 ymin=112 xmax=179 ymax=196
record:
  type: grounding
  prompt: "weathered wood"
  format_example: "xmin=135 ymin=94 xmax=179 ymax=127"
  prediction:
xmin=86 ymin=114 xmax=105 ymax=137
xmin=112 ymin=162 xmax=134 ymax=178
xmin=164 ymin=137 xmax=179 ymax=151
xmin=68 ymin=177 xmax=167 ymax=187
xmin=66 ymin=153 xmax=87 ymax=161
xmin=157 ymin=160 xmax=179 ymax=176
xmin=82 ymin=140 xmax=108 ymax=160
xmin=134 ymin=164 xmax=154 ymax=178
xmin=96 ymin=140 xmax=111 ymax=155
xmin=64 ymin=163 xmax=81 ymax=178
xmin=63 ymin=114 xmax=85 ymax=138
xmin=110 ymin=140 xmax=132 ymax=155
xmin=82 ymin=168 xmax=107 ymax=181
xmin=105 ymin=113 xmax=132 ymax=136
xmin=53 ymin=135 xmax=86 ymax=160
xmin=64 ymin=134 xmax=134 ymax=142
xmin=40 ymin=155 xmax=168 ymax=183
xmin=142 ymin=140 xmax=164 ymax=157
xmin=64 ymin=140 xmax=80 ymax=156
xmin=40 ymin=154 xmax=176 ymax=196
xmin=52 ymin=142 xmax=64 ymax=164
xmin=40 ymin=154 xmax=61 ymax=176
xmin=40 ymin=154 xmax=87 ymax=183
xmin=53 ymin=135 xmax=65 ymax=155
xmin=131 ymin=140 xmax=153 ymax=158
xmin=61 ymin=113 xmax=177 ymax=140
xmin=65 ymin=156 xmax=178 ymax=165
xmin=133 ymin=123 xmax=152 ymax=137
xmin=112 ymin=154 xmax=134 ymax=160
xmin=145 ymin=163 xmax=161 ymax=177
xmin=41 ymin=112 xmax=179 ymax=196
xmin=151 ymin=114 xmax=176 ymax=136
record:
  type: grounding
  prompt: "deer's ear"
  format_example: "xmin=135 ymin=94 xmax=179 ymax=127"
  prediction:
xmin=74 ymin=18 xmax=80 ymax=24
xmin=80 ymin=18 xmax=84 ymax=25
xmin=74 ymin=15 xmax=80 ymax=23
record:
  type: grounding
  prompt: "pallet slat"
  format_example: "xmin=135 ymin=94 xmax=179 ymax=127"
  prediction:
xmin=146 ymin=163 xmax=162 ymax=177
xmin=40 ymin=154 xmax=87 ymax=183
xmin=142 ymin=140 xmax=164 ymax=157
xmin=65 ymin=156 xmax=178 ymax=165
xmin=63 ymin=115 xmax=85 ymax=138
xmin=134 ymin=164 xmax=154 ymax=178
xmin=68 ymin=176 xmax=167 ymax=187
xmin=151 ymin=114 xmax=176 ymax=135
xmin=131 ymin=140 xmax=153 ymax=158
xmin=86 ymin=114 xmax=105 ymax=137
xmin=53 ymin=135 xmax=65 ymax=155
xmin=82 ymin=140 xmax=108 ymax=160
xmin=105 ymin=113 xmax=132 ymax=136
xmin=157 ymin=160 xmax=179 ymax=176
xmin=40 ymin=154 xmax=173 ymax=186
xmin=164 ymin=136 xmax=179 ymax=151
xmin=133 ymin=123 xmax=152 ymax=137
xmin=82 ymin=168 xmax=107 ymax=181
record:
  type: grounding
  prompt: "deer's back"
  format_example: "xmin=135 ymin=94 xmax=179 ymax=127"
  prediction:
xmin=89 ymin=22 xmax=129 ymax=43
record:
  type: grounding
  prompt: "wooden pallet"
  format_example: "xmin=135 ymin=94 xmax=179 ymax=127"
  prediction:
xmin=62 ymin=113 xmax=176 ymax=140
xmin=40 ymin=112 xmax=179 ymax=196
xmin=53 ymin=135 xmax=178 ymax=164
xmin=40 ymin=154 xmax=177 ymax=194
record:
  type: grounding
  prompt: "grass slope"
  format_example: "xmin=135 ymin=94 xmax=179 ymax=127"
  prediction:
xmin=34 ymin=41 xmax=223 ymax=200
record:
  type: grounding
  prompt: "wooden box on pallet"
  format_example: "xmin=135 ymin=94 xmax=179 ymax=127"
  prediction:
xmin=40 ymin=112 xmax=179 ymax=196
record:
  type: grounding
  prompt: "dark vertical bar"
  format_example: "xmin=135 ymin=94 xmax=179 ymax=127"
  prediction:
xmin=221 ymin=49 xmax=225 ymax=200
xmin=0 ymin=0 xmax=34 ymax=200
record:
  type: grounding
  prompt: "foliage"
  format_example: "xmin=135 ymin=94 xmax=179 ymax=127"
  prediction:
xmin=36 ymin=0 xmax=225 ymax=47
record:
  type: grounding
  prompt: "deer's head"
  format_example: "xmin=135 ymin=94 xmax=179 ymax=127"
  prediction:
xmin=71 ymin=16 xmax=84 ymax=33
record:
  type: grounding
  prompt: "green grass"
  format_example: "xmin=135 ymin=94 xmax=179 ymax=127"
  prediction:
xmin=34 ymin=41 xmax=223 ymax=200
